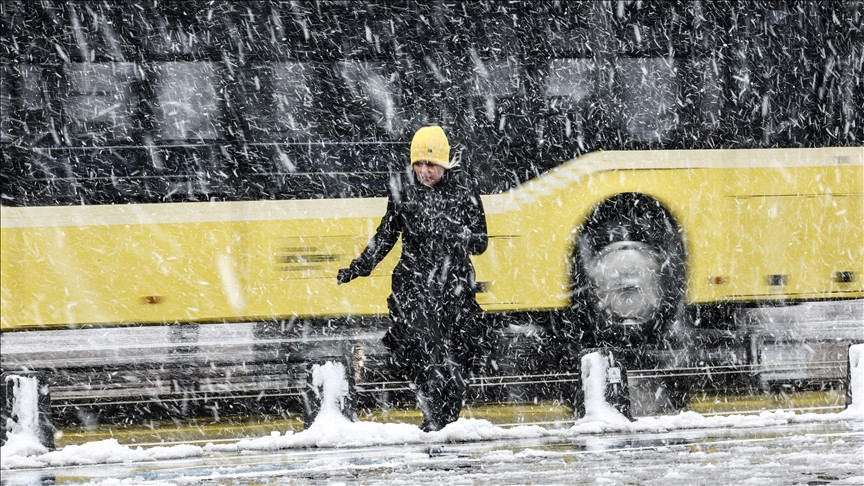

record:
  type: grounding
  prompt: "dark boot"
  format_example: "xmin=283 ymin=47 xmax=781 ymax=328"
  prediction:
xmin=416 ymin=360 xmax=466 ymax=432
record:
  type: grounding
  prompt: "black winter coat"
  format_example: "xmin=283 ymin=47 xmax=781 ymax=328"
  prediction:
xmin=347 ymin=167 xmax=488 ymax=377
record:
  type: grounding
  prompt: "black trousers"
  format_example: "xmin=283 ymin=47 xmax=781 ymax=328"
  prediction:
xmin=383 ymin=295 xmax=477 ymax=431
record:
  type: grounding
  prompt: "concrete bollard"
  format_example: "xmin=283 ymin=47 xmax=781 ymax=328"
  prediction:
xmin=1 ymin=371 xmax=55 ymax=451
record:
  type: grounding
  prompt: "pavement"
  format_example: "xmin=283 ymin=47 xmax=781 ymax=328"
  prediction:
xmin=5 ymin=419 xmax=862 ymax=486
xmin=52 ymin=389 xmax=847 ymax=449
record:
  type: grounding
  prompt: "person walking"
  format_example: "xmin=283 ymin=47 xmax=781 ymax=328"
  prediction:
xmin=337 ymin=125 xmax=489 ymax=431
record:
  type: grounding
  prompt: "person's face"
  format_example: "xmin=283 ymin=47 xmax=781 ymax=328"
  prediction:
xmin=413 ymin=161 xmax=445 ymax=187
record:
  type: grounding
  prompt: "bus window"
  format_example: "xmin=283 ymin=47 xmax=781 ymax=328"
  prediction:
xmin=152 ymin=62 xmax=222 ymax=142
xmin=544 ymin=5 xmax=594 ymax=57
xmin=237 ymin=62 xmax=314 ymax=143
xmin=271 ymin=62 xmax=314 ymax=139
xmin=63 ymin=63 xmax=139 ymax=144
xmin=138 ymin=3 xmax=216 ymax=58
xmin=336 ymin=60 xmax=405 ymax=138
xmin=9 ymin=64 xmax=55 ymax=147
xmin=470 ymin=53 xmax=523 ymax=122
xmin=544 ymin=58 xmax=595 ymax=153
xmin=617 ymin=57 xmax=677 ymax=144
xmin=1 ymin=66 xmax=11 ymax=144
xmin=612 ymin=1 xmax=686 ymax=57
xmin=62 ymin=2 xmax=131 ymax=62
xmin=545 ymin=59 xmax=594 ymax=103
xmin=0 ymin=62 xmax=58 ymax=203
xmin=695 ymin=57 xmax=724 ymax=134
xmin=148 ymin=61 xmax=231 ymax=201
xmin=467 ymin=52 xmax=531 ymax=192
xmin=212 ymin=2 xmax=307 ymax=58
xmin=238 ymin=61 xmax=315 ymax=191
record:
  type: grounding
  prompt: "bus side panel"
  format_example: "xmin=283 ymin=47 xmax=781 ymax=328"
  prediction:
xmin=0 ymin=218 xmax=24 ymax=328
xmin=477 ymin=155 xmax=726 ymax=312
xmin=1 ymin=199 xmax=403 ymax=330
xmin=244 ymin=217 xmax=396 ymax=319
xmin=725 ymin=166 xmax=864 ymax=300
xmin=1 ymin=214 xmax=248 ymax=329
xmin=474 ymin=212 xmax=568 ymax=311
xmin=4 ymin=149 xmax=860 ymax=329
xmin=474 ymin=148 xmax=863 ymax=313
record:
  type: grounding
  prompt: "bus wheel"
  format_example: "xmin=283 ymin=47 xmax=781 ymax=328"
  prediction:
xmin=571 ymin=193 xmax=685 ymax=349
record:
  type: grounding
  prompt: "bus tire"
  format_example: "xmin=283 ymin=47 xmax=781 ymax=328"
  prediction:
xmin=571 ymin=193 xmax=685 ymax=350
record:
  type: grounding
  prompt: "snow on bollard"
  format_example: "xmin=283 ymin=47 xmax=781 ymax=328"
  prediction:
xmin=1 ymin=373 xmax=55 ymax=457
xmin=303 ymin=361 xmax=357 ymax=428
xmin=844 ymin=343 xmax=863 ymax=414
xmin=579 ymin=351 xmax=632 ymax=425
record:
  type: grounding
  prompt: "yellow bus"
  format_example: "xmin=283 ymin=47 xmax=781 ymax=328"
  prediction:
xmin=1 ymin=1 xmax=861 ymax=422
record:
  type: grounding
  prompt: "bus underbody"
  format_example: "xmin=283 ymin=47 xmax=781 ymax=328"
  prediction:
xmin=1 ymin=299 xmax=861 ymax=427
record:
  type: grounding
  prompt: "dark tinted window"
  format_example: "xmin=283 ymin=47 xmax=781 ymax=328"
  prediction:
xmin=617 ymin=58 xmax=678 ymax=143
xmin=63 ymin=62 xmax=139 ymax=143
xmin=152 ymin=62 xmax=222 ymax=141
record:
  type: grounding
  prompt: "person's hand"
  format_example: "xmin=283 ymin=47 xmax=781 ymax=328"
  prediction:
xmin=337 ymin=267 xmax=359 ymax=285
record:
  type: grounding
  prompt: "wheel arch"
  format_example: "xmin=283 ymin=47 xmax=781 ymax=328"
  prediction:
xmin=567 ymin=191 xmax=688 ymax=347
xmin=569 ymin=192 xmax=688 ymax=270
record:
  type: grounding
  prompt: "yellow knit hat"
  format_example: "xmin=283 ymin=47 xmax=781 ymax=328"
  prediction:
xmin=410 ymin=126 xmax=451 ymax=169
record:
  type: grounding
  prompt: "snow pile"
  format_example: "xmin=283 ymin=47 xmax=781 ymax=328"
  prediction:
xmin=841 ymin=343 xmax=862 ymax=416
xmin=217 ymin=361 xmax=547 ymax=451
xmin=1 ymin=375 xmax=49 ymax=461
xmin=2 ymin=354 xmax=862 ymax=470
xmin=222 ymin=415 xmax=546 ymax=453
xmin=309 ymin=361 xmax=352 ymax=425
xmin=575 ymin=351 xmax=631 ymax=426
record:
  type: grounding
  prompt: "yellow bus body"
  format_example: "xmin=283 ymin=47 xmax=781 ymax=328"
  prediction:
xmin=2 ymin=147 xmax=861 ymax=330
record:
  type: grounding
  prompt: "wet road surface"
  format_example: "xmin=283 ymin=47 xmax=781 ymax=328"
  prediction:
xmin=4 ymin=420 xmax=861 ymax=485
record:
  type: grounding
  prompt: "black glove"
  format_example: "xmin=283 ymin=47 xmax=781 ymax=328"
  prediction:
xmin=337 ymin=267 xmax=360 ymax=285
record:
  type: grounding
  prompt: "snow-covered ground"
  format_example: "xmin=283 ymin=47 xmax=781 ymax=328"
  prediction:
xmin=2 ymin=348 xmax=862 ymax=485
xmin=2 ymin=420 xmax=861 ymax=485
